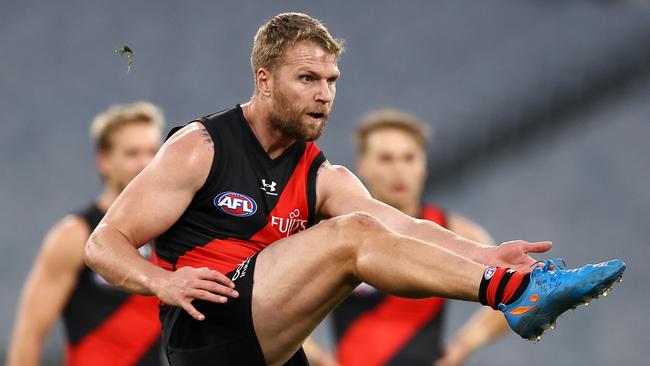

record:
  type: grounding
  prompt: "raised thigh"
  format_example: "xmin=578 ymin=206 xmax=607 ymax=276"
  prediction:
xmin=252 ymin=217 xmax=361 ymax=365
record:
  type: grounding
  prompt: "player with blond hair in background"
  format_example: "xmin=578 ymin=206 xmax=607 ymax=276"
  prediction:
xmin=8 ymin=102 xmax=166 ymax=366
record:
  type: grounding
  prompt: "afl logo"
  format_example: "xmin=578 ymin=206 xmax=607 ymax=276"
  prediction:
xmin=214 ymin=191 xmax=257 ymax=217
xmin=484 ymin=266 xmax=497 ymax=280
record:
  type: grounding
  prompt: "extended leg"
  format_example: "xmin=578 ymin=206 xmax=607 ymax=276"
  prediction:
xmin=251 ymin=212 xmax=487 ymax=365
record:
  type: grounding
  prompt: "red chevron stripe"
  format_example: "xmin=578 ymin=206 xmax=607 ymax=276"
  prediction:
xmin=64 ymin=295 xmax=161 ymax=366
xmin=172 ymin=142 xmax=322 ymax=274
xmin=337 ymin=296 xmax=445 ymax=366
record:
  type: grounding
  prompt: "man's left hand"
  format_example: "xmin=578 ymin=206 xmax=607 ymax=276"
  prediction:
xmin=483 ymin=240 xmax=552 ymax=272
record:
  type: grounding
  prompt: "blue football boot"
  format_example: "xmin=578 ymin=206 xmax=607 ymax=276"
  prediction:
xmin=499 ymin=258 xmax=626 ymax=341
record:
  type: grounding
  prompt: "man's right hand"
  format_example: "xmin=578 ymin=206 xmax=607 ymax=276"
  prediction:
xmin=154 ymin=266 xmax=239 ymax=321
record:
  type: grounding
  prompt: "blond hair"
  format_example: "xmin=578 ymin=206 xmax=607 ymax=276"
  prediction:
xmin=355 ymin=109 xmax=432 ymax=154
xmin=251 ymin=12 xmax=344 ymax=81
xmin=90 ymin=101 xmax=165 ymax=151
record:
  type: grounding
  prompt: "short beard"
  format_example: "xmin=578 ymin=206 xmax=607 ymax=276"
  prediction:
xmin=268 ymin=87 xmax=327 ymax=142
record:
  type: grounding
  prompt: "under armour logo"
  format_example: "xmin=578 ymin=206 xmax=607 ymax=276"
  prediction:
xmin=260 ymin=179 xmax=278 ymax=196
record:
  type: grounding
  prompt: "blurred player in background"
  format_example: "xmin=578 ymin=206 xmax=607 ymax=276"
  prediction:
xmin=8 ymin=102 xmax=165 ymax=366
xmin=305 ymin=109 xmax=509 ymax=366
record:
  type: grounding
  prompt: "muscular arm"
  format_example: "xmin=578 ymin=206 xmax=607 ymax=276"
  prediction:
xmin=316 ymin=163 xmax=551 ymax=270
xmin=435 ymin=214 xmax=509 ymax=366
xmin=303 ymin=336 xmax=339 ymax=366
xmin=7 ymin=216 xmax=87 ymax=366
xmin=84 ymin=123 xmax=237 ymax=320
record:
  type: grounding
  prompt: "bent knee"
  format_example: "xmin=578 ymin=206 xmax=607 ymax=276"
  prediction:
xmin=314 ymin=212 xmax=388 ymax=265
xmin=326 ymin=211 xmax=388 ymax=237
xmin=346 ymin=211 xmax=384 ymax=228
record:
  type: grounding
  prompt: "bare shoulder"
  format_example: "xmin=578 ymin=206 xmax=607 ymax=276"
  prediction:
xmin=447 ymin=213 xmax=494 ymax=245
xmin=315 ymin=161 xmax=371 ymax=216
xmin=317 ymin=161 xmax=356 ymax=181
xmin=163 ymin=121 xmax=213 ymax=157
xmin=39 ymin=214 xmax=90 ymax=268
xmin=151 ymin=121 xmax=215 ymax=188
xmin=316 ymin=161 xmax=365 ymax=193
xmin=96 ymin=121 xmax=218 ymax=245
xmin=47 ymin=214 xmax=90 ymax=246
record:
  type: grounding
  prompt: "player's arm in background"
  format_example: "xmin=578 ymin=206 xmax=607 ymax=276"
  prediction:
xmin=316 ymin=163 xmax=551 ymax=271
xmin=84 ymin=123 xmax=237 ymax=321
xmin=303 ymin=336 xmax=339 ymax=366
xmin=7 ymin=215 xmax=88 ymax=366
xmin=434 ymin=214 xmax=509 ymax=366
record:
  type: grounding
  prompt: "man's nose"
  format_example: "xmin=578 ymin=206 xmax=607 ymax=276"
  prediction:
xmin=315 ymin=80 xmax=333 ymax=103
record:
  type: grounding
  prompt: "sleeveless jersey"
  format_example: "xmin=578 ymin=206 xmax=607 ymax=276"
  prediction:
xmin=63 ymin=203 xmax=162 ymax=366
xmin=154 ymin=105 xmax=326 ymax=276
xmin=332 ymin=204 xmax=449 ymax=366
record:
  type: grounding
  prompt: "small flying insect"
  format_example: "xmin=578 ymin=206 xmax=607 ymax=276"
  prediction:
xmin=115 ymin=44 xmax=134 ymax=73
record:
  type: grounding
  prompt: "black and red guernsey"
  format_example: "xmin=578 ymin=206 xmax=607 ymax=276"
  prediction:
xmin=63 ymin=204 xmax=162 ymax=366
xmin=332 ymin=204 xmax=449 ymax=366
xmin=154 ymin=104 xmax=325 ymax=277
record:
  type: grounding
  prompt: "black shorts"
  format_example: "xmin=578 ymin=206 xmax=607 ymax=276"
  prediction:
xmin=160 ymin=253 xmax=309 ymax=366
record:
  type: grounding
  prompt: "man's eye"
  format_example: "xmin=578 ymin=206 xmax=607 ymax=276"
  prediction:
xmin=301 ymin=75 xmax=313 ymax=82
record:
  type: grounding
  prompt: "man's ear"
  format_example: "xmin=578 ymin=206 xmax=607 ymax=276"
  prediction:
xmin=356 ymin=156 xmax=368 ymax=181
xmin=96 ymin=151 xmax=109 ymax=180
xmin=256 ymin=67 xmax=273 ymax=97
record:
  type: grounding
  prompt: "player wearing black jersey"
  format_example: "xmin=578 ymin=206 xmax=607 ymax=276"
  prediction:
xmin=305 ymin=110 xmax=509 ymax=366
xmin=85 ymin=13 xmax=572 ymax=366
xmin=8 ymin=102 xmax=165 ymax=366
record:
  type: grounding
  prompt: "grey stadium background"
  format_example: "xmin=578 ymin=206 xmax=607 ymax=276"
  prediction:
xmin=1 ymin=1 xmax=649 ymax=365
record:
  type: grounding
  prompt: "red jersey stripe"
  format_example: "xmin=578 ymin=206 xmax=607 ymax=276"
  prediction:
xmin=337 ymin=296 xmax=445 ymax=366
xmin=65 ymin=295 xmax=161 ymax=366
xmin=172 ymin=142 xmax=322 ymax=274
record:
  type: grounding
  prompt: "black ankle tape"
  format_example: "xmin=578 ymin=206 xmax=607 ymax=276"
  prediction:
xmin=478 ymin=267 xmax=495 ymax=306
